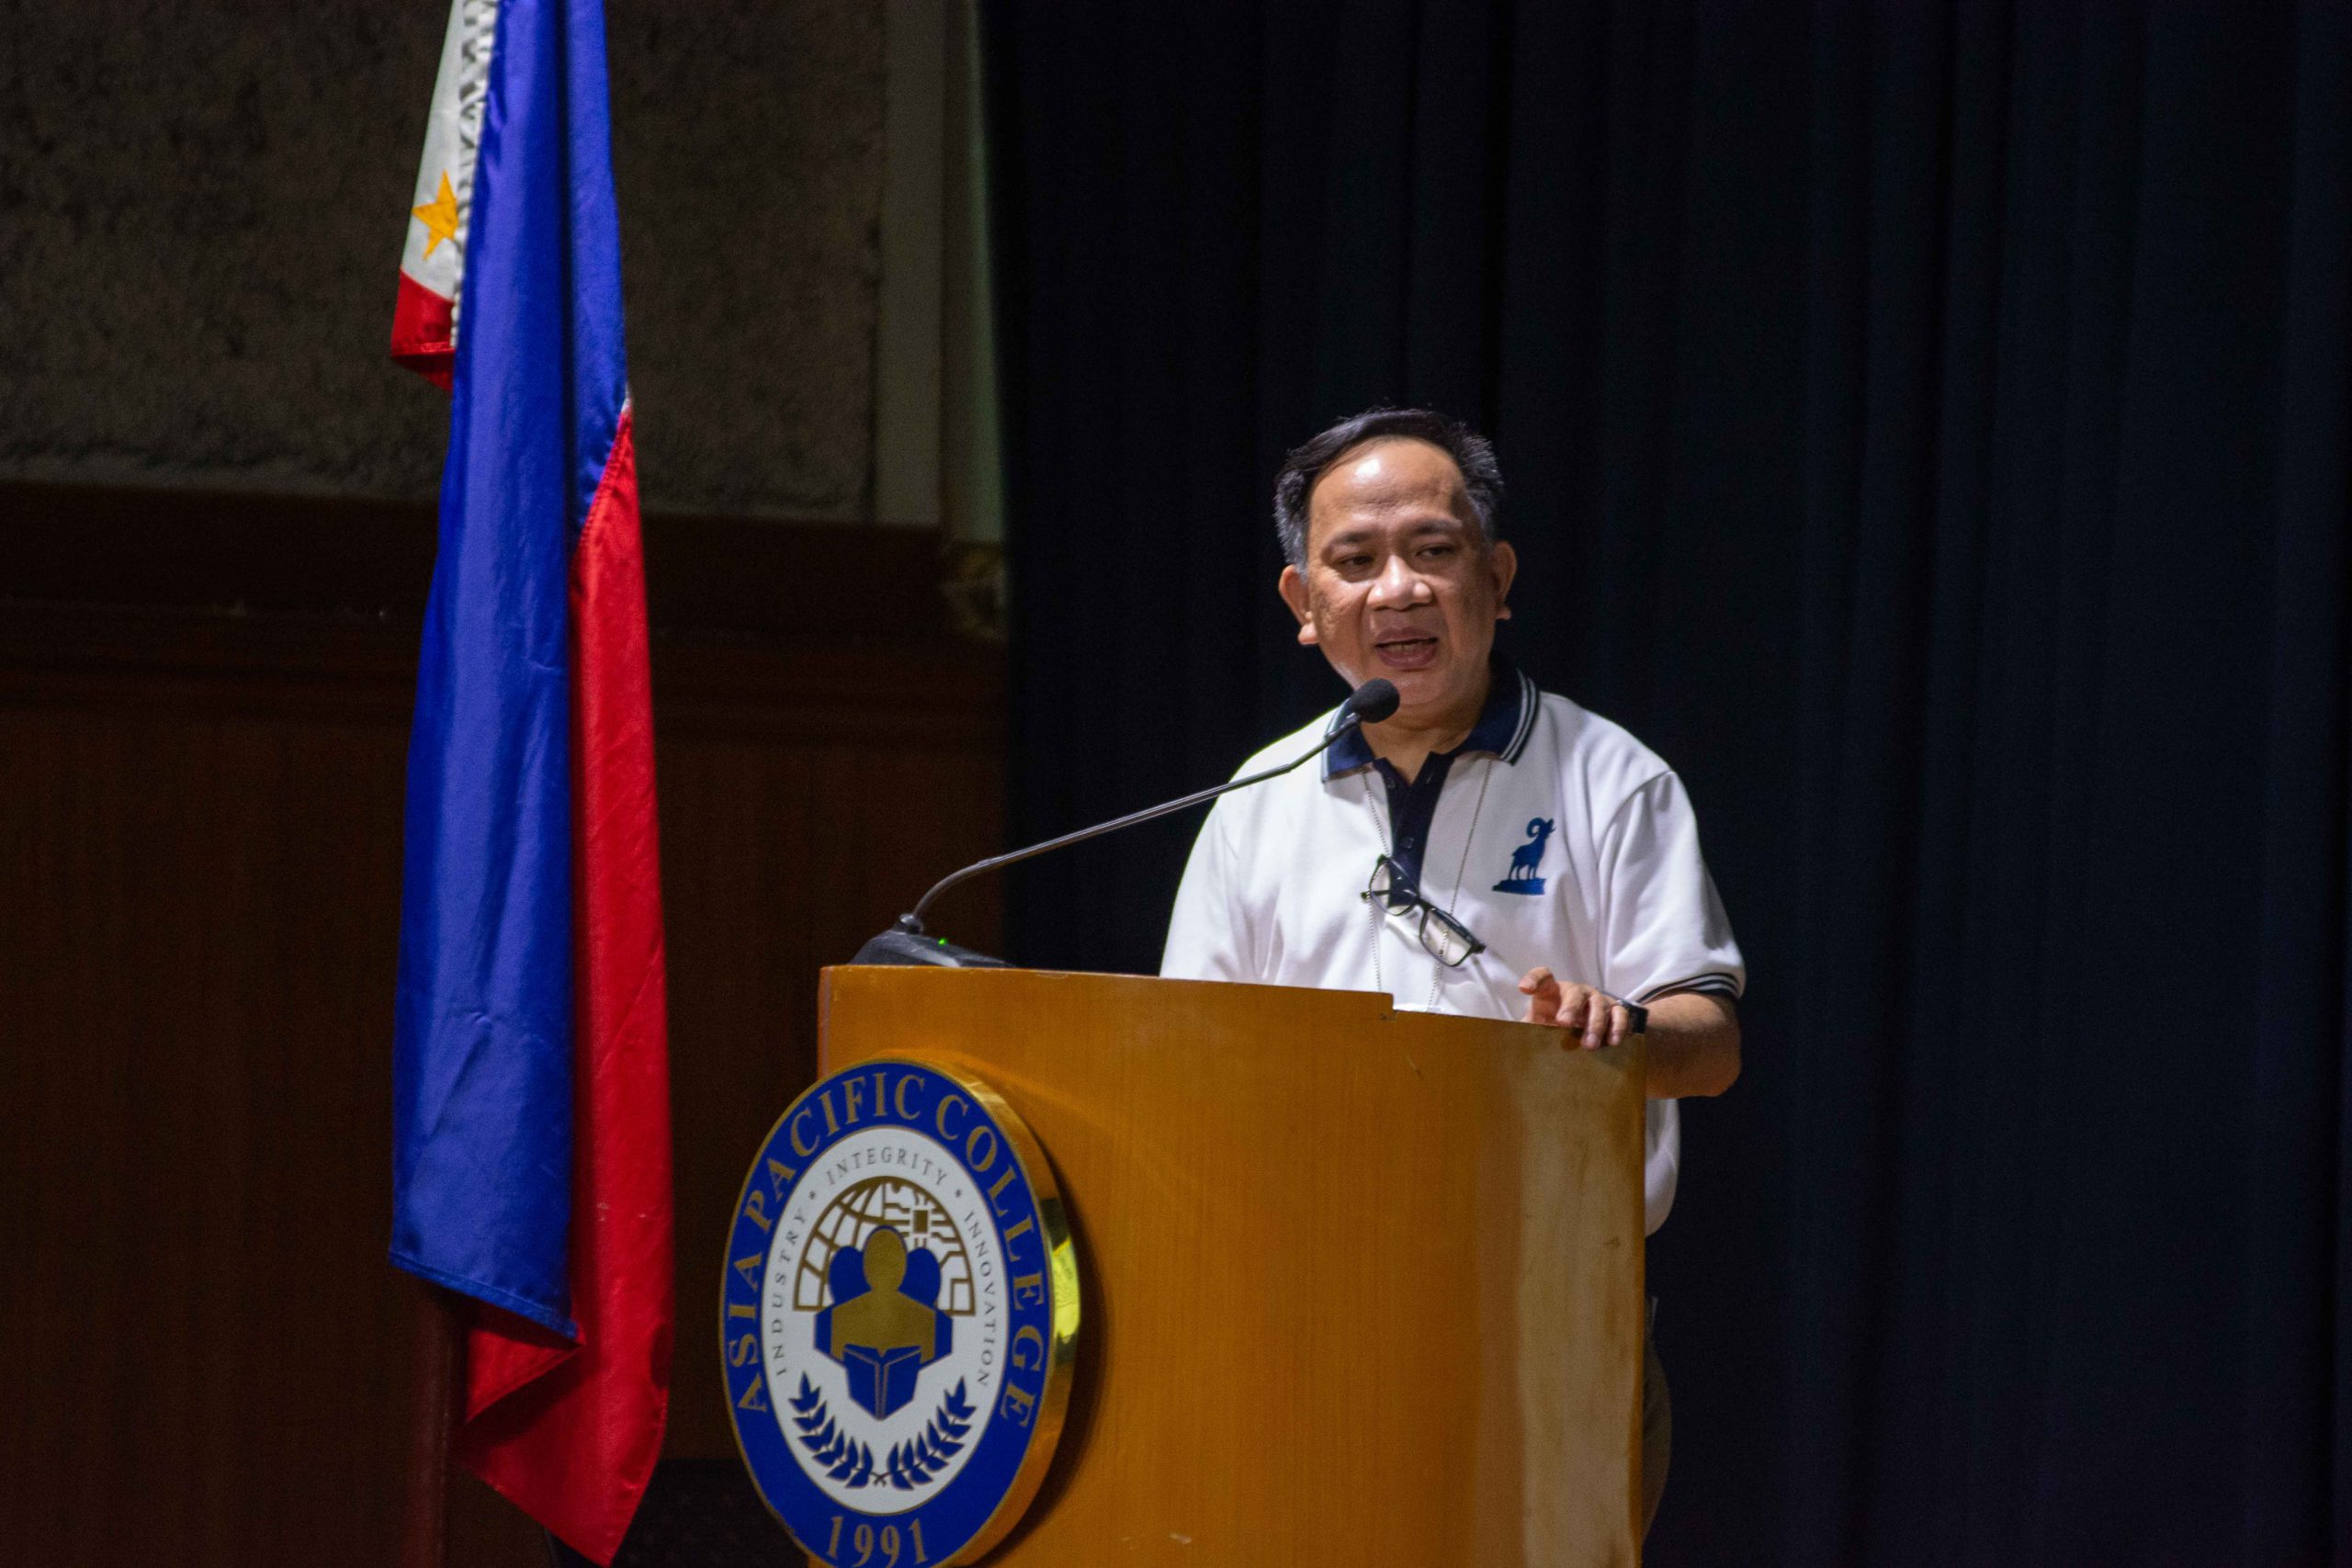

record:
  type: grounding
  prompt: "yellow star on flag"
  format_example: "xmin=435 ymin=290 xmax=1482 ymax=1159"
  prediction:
xmin=413 ymin=172 xmax=460 ymax=259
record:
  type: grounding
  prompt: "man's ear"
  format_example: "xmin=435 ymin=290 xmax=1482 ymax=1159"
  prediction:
xmin=1278 ymin=565 xmax=1319 ymax=646
xmin=1487 ymin=539 xmax=1519 ymax=622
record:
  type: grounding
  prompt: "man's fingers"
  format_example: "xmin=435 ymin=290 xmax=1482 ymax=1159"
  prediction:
xmin=1525 ymin=978 xmax=1636 ymax=1049
xmin=1521 ymin=968 xmax=1567 ymax=1028
xmin=1559 ymin=986 xmax=1596 ymax=1044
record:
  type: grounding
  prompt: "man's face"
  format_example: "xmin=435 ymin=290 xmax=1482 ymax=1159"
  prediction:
xmin=1278 ymin=437 xmax=1517 ymax=727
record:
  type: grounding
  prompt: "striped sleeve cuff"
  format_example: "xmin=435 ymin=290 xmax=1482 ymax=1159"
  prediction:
xmin=1634 ymin=972 xmax=1745 ymax=1003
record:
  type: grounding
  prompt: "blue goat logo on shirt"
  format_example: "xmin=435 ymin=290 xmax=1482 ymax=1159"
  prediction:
xmin=1493 ymin=818 xmax=1555 ymax=896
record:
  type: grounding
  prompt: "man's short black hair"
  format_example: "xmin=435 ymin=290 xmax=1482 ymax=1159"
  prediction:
xmin=1272 ymin=407 xmax=1504 ymax=570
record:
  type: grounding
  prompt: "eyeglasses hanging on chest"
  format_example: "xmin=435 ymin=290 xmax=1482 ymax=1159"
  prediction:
xmin=1363 ymin=854 xmax=1487 ymax=968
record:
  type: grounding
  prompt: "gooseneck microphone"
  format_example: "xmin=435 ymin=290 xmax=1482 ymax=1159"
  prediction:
xmin=855 ymin=679 xmax=1400 ymax=966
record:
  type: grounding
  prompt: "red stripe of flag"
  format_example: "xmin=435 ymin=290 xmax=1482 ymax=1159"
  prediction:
xmin=391 ymin=272 xmax=457 ymax=390
xmin=456 ymin=412 xmax=673 ymax=1563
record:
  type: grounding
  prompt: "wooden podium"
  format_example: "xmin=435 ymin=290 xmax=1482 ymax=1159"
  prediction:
xmin=820 ymin=964 xmax=1647 ymax=1568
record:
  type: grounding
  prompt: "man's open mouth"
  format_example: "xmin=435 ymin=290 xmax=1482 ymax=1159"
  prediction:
xmin=1373 ymin=634 xmax=1440 ymax=670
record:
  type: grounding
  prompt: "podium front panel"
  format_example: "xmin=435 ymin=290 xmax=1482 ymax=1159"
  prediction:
xmin=819 ymin=965 xmax=1645 ymax=1567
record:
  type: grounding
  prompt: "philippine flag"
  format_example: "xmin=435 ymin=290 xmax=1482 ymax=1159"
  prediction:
xmin=388 ymin=1 xmax=673 ymax=1562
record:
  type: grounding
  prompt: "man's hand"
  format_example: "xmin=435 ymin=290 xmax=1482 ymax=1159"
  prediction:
xmin=1521 ymin=970 xmax=1742 ymax=1098
xmin=1517 ymin=966 xmax=1634 ymax=1048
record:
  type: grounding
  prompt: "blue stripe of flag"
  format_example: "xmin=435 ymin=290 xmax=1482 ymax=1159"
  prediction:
xmin=389 ymin=0 xmax=633 ymax=1337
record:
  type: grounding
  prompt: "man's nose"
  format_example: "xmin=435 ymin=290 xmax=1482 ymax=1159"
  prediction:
xmin=1367 ymin=553 xmax=1431 ymax=608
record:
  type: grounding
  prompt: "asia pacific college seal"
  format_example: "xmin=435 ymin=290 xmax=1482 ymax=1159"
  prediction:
xmin=724 ymin=1060 xmax=1079 ymax=1567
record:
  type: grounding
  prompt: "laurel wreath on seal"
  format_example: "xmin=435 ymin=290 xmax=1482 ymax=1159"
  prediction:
xmin=789 ymin=1376 xmax=975 ymax=1492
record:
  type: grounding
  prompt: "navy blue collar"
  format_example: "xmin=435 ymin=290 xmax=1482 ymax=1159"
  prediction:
xmin=1321 ymin=660 xmax=1539 ymax=781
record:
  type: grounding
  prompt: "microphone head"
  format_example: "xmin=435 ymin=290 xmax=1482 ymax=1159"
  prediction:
xmin=1346 ymin=679 xmax=1400 ymax=726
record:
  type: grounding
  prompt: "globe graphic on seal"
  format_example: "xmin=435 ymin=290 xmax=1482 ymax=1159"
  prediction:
xmin=793 ymin=1174 xmax=978 ymax=1318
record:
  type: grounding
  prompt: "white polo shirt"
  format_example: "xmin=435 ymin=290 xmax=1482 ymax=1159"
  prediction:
xmin=1161 ymin=664 xmax=1745 ymax=1234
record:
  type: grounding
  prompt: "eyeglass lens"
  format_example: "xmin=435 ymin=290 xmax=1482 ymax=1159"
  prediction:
xmin=1417 ymin=908 xmax=1477 ymax=966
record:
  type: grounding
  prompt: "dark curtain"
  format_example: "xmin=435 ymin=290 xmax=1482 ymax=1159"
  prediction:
xmin=981 ymin=3 xmax=2352 ymax=1562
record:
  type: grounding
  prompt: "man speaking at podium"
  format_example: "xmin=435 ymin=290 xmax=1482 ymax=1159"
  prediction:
xmin=1161 ymin=408 xmax=1745 ymax=1537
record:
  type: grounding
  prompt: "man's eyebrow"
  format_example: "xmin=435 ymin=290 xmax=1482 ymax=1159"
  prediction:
xmin=1318 ymin=514 xmax=1471 ymax=552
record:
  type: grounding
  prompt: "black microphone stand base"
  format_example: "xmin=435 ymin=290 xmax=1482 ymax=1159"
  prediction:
xmin=851 ymin=922 xmax=1011 ymax=968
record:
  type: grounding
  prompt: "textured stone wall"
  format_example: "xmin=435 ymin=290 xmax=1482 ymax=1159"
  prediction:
xmin=0 ymin=0 xmax=881 ymax=519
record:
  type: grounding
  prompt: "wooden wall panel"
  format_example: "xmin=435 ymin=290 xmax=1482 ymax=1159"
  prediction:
xmin=0 ymin=546 xmax=1002 ymax=1568
xmin=659 ymin=735 xmax=1001 ymax=1464
xmin=1 ymin=705 xmax=429 ymax=1566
